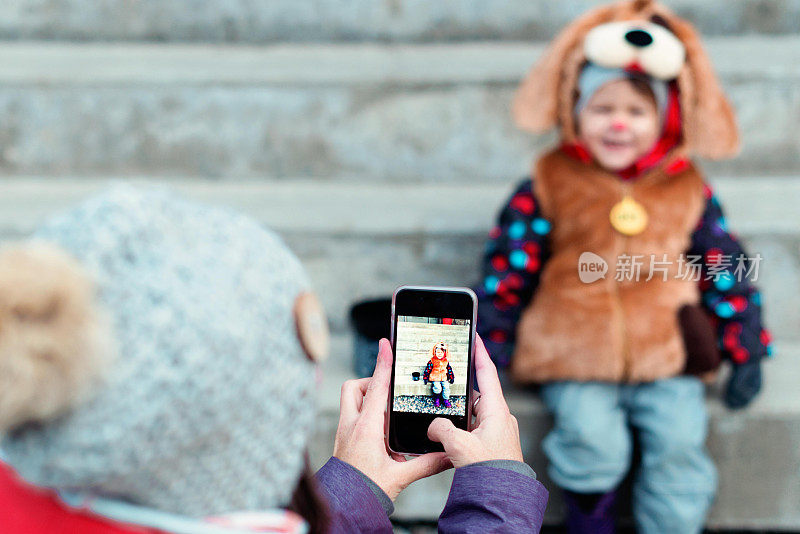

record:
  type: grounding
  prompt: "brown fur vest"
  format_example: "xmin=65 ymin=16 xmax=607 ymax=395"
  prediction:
xmin=510 ymin=148 xmax=706 ymax=384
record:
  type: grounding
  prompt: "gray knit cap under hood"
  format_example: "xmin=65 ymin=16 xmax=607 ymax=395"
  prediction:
xmin=1 ymin=184 xmax=317 ymax=517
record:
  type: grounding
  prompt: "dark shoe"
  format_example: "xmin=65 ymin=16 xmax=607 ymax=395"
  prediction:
xmin=443 ymin=399 xmax=452 ymax=408
xmin=563 ymin=489 xmax=617 ymax=534
xmin=433 ymin=397 xmax=441 ymax=408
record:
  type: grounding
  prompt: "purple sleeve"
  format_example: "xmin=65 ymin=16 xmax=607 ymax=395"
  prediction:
xmin=688 ymin=185 xmax=773 ymax=365
xmin=314 ymin=457 xmax=393 ymax=534
xmin=474 ymin=178 xmax=550 ymax=367
xmin=438 ymin=464 xmax=549 ymax=533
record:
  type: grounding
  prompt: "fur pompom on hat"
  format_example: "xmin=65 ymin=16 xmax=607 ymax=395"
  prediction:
xmin=0 ymin=242 xmax=112 ymax=431
xmin=0 ymin=184 xmax=320 ymax=517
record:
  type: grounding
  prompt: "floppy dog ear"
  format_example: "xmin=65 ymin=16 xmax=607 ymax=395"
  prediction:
xmin=669 ymin=16 xmax=740 ymax=159
xmin=513 ymin=4 xmax=616 ymax=133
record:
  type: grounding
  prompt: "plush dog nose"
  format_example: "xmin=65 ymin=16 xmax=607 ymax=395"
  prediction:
xmin=625 ymin=29 xmax=653 ymax=47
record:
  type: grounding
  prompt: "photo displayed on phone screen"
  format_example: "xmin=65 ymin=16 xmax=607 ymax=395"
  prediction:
xmin=393 ymin=315 xmax=470 ymax=417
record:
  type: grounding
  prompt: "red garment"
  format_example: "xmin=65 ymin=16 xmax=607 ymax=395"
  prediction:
xmin=427 ymin=355 xmax=451 ymax=382
xmin=0 ymin=462 xmax=160 ymax=534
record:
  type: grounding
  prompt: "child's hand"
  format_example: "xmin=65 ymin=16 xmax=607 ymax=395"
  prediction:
xmin=333 ymin=339 xmax=449 ymax=501
xmin=725 ymin=360 xmax=762 ymax=409
xmin=427 ymin=335 xmax=524 ymax=467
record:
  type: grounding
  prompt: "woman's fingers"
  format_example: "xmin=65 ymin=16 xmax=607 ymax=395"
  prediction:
xmin=362 ymin=338 xmax=393 ymax=420
xmin=339 ymin=377 xmax=371 ymax=426
xmin=473 ymin=334 xmax=509 ymax=414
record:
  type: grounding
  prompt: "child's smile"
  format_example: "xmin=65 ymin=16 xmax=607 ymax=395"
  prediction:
xmin=601 ymin=136 xmax=634 ymax=151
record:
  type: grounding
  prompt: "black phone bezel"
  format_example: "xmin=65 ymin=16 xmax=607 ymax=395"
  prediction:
xmin=387 ymin=286 xmax=477 ymax=455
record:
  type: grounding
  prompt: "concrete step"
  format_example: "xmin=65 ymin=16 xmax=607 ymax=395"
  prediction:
xmin=0 ymin=38 xmax=797 ymax=180
xmin=3 ymin=177 xmax=796 ymax=237
xmin=2 ymin=0 xmax=799 ymax=43
xmin=311 ymin=337 xmax=800 ymax=529
xmin=1 ymin=176 xmax=797 ymax=342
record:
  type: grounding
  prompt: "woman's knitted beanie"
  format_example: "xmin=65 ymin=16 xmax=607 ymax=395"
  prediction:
xmin=0 ymin=184 xmax=317 ymax=517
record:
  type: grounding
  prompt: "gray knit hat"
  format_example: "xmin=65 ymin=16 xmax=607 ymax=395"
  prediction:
xmin=0 ymin=184 xmax=319 ymax=517
xmin=574 ymin=62 xmax=668 ymax=119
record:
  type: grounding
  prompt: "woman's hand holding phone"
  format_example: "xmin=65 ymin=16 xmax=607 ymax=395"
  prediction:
xmin=427 ymin=335 xmax=524 ymax=467
xmin=333 ymin=339 xmax=449 ymax=501
xmin=333 ymin=332 xmax=524 ymax=501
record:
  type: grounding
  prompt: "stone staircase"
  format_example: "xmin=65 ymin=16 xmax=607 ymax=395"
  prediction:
xmin=0 ymin=0 xmax=797 ymax=528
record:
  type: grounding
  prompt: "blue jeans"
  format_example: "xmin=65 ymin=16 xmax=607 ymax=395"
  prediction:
xmin=540 ymin=377 xmax=717 ymax=534
xmin=431 ymin=381 xmax=450 ymax=399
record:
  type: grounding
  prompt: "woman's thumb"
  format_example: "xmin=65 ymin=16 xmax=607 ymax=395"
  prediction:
xmin=401 ymin=451 xmax=450 ymax=483
xmin=427 ymin=417 xmax=467 ymax=452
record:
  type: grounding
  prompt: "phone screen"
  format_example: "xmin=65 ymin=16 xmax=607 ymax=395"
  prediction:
xmin=393 ymin=316 xmax=471 ymax=417
xmin=388 ymin=286 xmax=476 ymax=455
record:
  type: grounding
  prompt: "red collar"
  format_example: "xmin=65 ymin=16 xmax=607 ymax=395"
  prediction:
xmin=0 ymin=462 xmax=156 ymax=533
xmin=562 ymin=82 xmax=688 ymax=180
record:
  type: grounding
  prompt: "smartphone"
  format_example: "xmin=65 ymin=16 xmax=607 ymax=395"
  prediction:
xmin=387 ymin=285 xmax=477 ymax=455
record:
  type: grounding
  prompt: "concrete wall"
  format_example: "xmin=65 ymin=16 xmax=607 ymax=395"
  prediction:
xmin=1 ymin=0 xmax=799 ymax=42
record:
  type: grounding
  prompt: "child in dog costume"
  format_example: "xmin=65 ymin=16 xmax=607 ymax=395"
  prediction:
xmin=422 ymin=342 xmax=455 ymax=408
xmin=475 ymin=0 xmax=773 ymax=532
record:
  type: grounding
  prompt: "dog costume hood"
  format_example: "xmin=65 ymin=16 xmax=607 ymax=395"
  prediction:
xmin=512 ymin=0 xmax=739 ymax=160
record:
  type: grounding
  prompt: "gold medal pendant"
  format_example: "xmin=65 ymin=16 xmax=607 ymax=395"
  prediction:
xmin=610 ymin=195 xmax=648 ymax=236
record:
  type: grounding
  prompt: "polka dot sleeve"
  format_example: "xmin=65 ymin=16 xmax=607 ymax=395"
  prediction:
xmin=474 ymin=178 xmax=551 ymax=367
xmin=688 ymin=183 xmax=773 ymax=365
